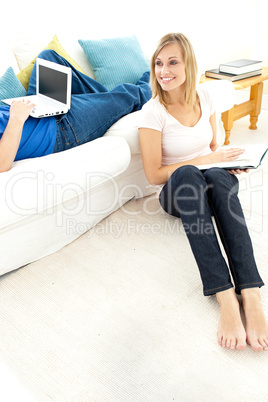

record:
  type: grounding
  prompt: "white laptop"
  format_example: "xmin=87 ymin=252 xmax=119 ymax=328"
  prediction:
xmin=2 ymin=57 xmax=72 ymax=118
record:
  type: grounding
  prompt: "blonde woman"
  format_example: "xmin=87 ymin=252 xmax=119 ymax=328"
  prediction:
xmin=138 ymin=33 xmax=268 ymax=351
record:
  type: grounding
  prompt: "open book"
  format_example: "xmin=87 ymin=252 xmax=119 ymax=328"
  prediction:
xmin=197 ymin=143 xmax=268 ymax=170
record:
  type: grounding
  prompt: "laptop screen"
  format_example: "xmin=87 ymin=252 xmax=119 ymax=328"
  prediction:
xmin=38 ymin=65 xmax=68 ymax=104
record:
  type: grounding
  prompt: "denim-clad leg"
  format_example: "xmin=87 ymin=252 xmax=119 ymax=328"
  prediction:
xmin=27 ymin=50 xmax=152 ymax=152
xmin=203 ymin=168 xmax=264 ymax=293
xmin=159 ymin=165 xmax=264 ymax=296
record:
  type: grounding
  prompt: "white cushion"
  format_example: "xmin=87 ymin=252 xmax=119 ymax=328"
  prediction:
xmin=10 ymin=30 xmax=52 ymax=70
xmin=0 ymin=42 xmax=19 ymax=76
xmin=10 ymin=30 xmax=95 ymax=78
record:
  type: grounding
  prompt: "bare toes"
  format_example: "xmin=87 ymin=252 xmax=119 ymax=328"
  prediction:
xmin=259 ymin=338 xmax=268 ymax=351
xmin=236 ymin=340 xmax=247 ymax=350
xmin=247 ymin=339 xmax=263 ymax=351
xmin=230 ymin=340 xmax=236 ymax=350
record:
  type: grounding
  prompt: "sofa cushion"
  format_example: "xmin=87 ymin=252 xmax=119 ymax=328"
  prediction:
xmin=78 ymin=35 xmax=149 ymax=90
xmin=15 ymin=35 xmax=87 ymax=90
xmin=0 ymin=67 xmax=27 ymax=105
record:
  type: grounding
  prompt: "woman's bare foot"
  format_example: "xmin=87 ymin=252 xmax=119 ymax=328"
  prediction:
xmin=241 ymin=288 xmax=268 ymax=351
xmin=216 ymin=288 xmax=247 ymax=350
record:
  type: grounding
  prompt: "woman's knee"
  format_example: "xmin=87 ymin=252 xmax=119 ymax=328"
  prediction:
xmin=203 ymin=168 xmax=238 ymax=190
xmin=204 ymin=168 xmax=239 ymax=205
xmin=159 ymin=165 xmax=205 ymax=218
xmin=171 ymin=165 xmax=203 ymax=184
xmin=204 ymin=167 xmax=237 ymax=182
xmin=168 ymin=165 xmax=206 ymax=201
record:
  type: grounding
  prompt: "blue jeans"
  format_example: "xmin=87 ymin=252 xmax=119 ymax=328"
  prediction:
xmin=27 ymin=50 xmax=152 ymax=152
xmin=159 ymin=165 xmax=264 ymax=296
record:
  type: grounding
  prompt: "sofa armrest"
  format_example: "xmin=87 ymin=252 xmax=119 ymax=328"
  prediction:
xmin=1 ymin=137 xmax=130 ymax=228
xmin=104 ymin=111 xmax=141 ymax=154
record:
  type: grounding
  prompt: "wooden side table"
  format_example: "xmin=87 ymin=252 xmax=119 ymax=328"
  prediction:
xmin=200 ymin=67 xmax=268 ymax=144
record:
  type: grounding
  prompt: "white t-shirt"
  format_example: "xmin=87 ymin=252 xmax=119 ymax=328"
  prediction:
xmin=138 ymin=87 xmax=215 ymax=166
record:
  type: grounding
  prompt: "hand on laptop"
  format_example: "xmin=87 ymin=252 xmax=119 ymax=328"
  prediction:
xmin=10 ymin=99 xmax=36 ymax=124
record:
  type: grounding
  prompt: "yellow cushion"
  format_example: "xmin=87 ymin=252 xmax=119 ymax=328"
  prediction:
xmin=17 ymin=35 xmax=87 ymax=90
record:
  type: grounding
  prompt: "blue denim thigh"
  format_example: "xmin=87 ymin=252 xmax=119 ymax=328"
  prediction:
xmin=53 ymin=116 xmax=80 ymax=152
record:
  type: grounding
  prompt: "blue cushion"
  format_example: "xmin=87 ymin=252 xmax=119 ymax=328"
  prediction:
xmin=78 ymin=35 xmax=149 ymax=90
xmin=0 ymin=67 xmax=27 ymax=105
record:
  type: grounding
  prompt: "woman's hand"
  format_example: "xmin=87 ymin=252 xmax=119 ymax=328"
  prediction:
xmin=205 ymin=148 xmax=249 ymax=175
xmin=228 ymin=168 xmax=249 ymax=175
xmin=207 ymin=147 xmax=245 ymax=164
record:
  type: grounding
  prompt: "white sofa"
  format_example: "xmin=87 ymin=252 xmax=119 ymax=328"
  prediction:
xmin=0 ymin=32 xmax=235 ymax=276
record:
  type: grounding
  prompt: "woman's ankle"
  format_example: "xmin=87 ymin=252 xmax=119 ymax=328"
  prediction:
xmin=216 ymin=287 xmax=238 ymax=306
xmin=241 ymin=287 xmax=262 ymax=309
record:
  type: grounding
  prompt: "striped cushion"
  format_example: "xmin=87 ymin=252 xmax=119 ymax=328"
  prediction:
xmin=78 ymin=35 xmax=149 ymax=90
xmin=0 ymin=67 xmax=27 ymax=104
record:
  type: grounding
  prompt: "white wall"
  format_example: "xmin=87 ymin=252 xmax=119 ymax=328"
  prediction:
xmin=1 ymin=0 xmax=268 ymax=92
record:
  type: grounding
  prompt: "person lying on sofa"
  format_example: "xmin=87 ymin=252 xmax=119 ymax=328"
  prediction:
xmin=138 ymin=32 xmax=268 ymax=351
xmin=0 ymin=49 xmax=152 ymax=173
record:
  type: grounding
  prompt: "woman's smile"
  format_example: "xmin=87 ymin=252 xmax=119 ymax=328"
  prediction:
xmin=161 ymin=77 xmax=175 ymax=84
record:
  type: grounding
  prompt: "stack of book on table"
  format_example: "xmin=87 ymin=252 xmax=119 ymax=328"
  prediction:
xmin=205 ymin=59 xmax=262 ymax=81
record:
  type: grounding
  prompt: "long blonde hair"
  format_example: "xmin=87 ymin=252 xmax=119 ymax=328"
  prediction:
xmin=150 ymin=33 xmax=198 ymax=110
